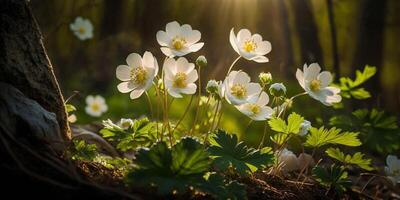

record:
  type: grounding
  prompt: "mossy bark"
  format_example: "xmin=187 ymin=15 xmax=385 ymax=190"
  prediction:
xmin=0 ymin=0 xmax=70 ymax=140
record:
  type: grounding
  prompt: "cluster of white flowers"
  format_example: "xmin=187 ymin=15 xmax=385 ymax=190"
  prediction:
xmin=111 ymin=21 xmax=342 ymax=122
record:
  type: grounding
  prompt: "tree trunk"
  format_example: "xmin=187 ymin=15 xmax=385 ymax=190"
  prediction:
xmin=291 ymin=0 xmax=324 ymax=66
xmin=352 ymin=0 xmax=387 ymax=107
xmin=0 ymin=0 xmax=70 ymax=140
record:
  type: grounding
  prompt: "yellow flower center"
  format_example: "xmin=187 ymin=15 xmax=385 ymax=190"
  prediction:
xmin=247 ymin=104 xmax=261 ymax=114
xmin=243 ymin=39 xmax=257 ymax=52
xmin=173 ymin=72 xmax=187 ymax=88
xmin=231 ymin=84 xmax=247 ymax=99
xmin=130 ymin=67 xmax=148 ymax=85
xmin=91 ymin=103 xmax=100 ymax=112
xmin=78 ymin=27 xmax=85 ymax=34
xmin=121 ymin=121 xmax=131 ymax=129
xmin=172 ymin=37 xmax=186 ymax=50
xmin=309 ymin=79 xmax=321 ymax=92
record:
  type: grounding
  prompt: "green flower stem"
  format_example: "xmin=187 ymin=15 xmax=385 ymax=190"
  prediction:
xmin=144 ymin=91 xmax=154 ymax=119
xmin=226 ymin=56 xmax=241 ymax=76
xmin=199 ymin=95 xmax=211 ymax=130
xmin=205 ymin=100 xmax=220 ymax=143
xmin=171 ymin=95 xmax=194 ymax=135
xmin=258 ymin=122 xmax=268 ymax=149
xmin=153 ymin=81 xmax=163 ymax=141
xmin=290 ymin=92 xmax=307 ymax=101
xmin=215 ymin=102 xmax=224 ymax=131
xmin=190 ymin=65 xmax=202 ymax=135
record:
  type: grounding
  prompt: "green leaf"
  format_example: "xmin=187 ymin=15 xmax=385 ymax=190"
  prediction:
xmin=125 ymin=137 xmax=212 ymax=195
xmin=330 ymin=109 xmax=400 ymax=153
xmin=208 ymin=130 xmax=274 ymax=175
xmin=335 ymin=65 xmax=376 ymax=100
xmin=199 ymin=173 xmax=247 ymax=200
xmin=325 ymin=148 xmax=373 ymax=171
xmin=99 ymin=118 xmax=158 ymax=151
xmin=268 ymin=117 xmax=286 ymax=133
xmin=313 ymin=165 xmax=351 ymax=193
xmin=270 ymin=133 xmax=290 ymax=146
xmin=305 ymin=127 xmax=361 ymax=148
xmin=65 ymin=104 xmax=76 ymax=113
xmin=72 ymin=140 xmax=98 ymax=161
xmin=268 ymin=112 xmax=304 ymax=135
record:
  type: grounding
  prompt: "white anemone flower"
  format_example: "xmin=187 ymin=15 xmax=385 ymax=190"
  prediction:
xmin=385 ymin=155 xmax=400 ymax=185
xmin=156 ymin=21 xmax=204 ymax=57
xmin=298 ymin=120 xmax=311 ymax=136
xmin=116 ymin=51 xmax=159 ymax=99
xmin=277 ymin=148 xmax=299 ymax=172
xmin=119 ymin=118 xmax=133 ymax=130
xmin=69 ymin=17 xmax=93 ymax=40
xmin=223 ymin=71 xmax=262 ymax=105
xmin=229 ymin=28 xmax=272 ymax=63
xmin=235 ymin=92 xmax=273 ymax=121
xmin=296 ymin=63 xmax=341 ymax=106
xmin=163 ymin=57 xmax=198 ymax=98
xmin=85 ymin=95 xmax=108 ymax=117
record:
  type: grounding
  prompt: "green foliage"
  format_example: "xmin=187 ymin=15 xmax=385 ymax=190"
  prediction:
xmin=268 ymin=112 xmax=304 ymax=134
xmin=330 ymin=109 xmax=400 ymax=153
xmin=65 ymin=104 xmax=77 ymax=113
xmin=199 ymin=173 xmax=247 ymax=200
xmin=313 ymin=165 xmax=351 ymax=193
xmin=304 ymin=127 xmax=361 ymax=148
xmin=208 ymin=130 xmax=274 ymax=175
xmin=335 ymin=65 xmax=376 ymax=100
xmin=325 ymin=148 xmax=373 ymax=171
xmin=93 ymin=156 xmax=132 ymax=170
xmin=99 ymin=117 xmax=157 ymax=152
xmin=72 ymin=140 xmax=98 ymax=161
xmin=125 ymin=137 xmax=212 ymax=194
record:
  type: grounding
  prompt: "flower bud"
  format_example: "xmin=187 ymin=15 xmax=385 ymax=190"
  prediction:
xmin=298 ymin=120 xmax=311 ymax=136
xmin=269 ymin=83 xmax=286 ymax=97
xmin=259 ymin=72 xmax=272 ymax=86
xmin=196 ymin=55 xmax=207 ymax=68
xmin=206 ymin=80 xmax=219 ymax=95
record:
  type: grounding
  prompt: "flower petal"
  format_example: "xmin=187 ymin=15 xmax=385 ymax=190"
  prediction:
xmin=251 ymin=55 xmax=269 ymax=63
xmin=166 ymin=21 xmax=180 ymax=37
xmin=168 ymin=88 xmax=183 ymax=98
xmin=117 ymin=81 xmax=135 ymax=93
xmin=130 ymin=88 xmax=145 ymax=99
xmin=189 ymin=42 xmax=204 ymax=52
xmin=229 ymin=28 xmax=240 ymax=54
xmin=126 ymin=53 xmax=142 ymax=67
xmin=180 ymin=83 xmax=197 ymax=95
xmin=257 ymin=92 xmax=270 ymax=106
xmin=142 ymin=51 xmax=154 ymax=69
xmin=296 ymin=68 xmax=305 ymax=89
xmin=116 ymin=65 xmax=131 ymax=81
xmin=256 ymin=41 xmax=272 ymax=55
xmin=160 ymin=47 xmax=174 ymax=57
xmin=86 ymin=95 xmax=94 ymax=104
xmin=246 ymin=83 xmax=262 ymax=96
xmin=233 ymin=71 xmax=250 ymax=85
xmin=237 ymin=29 xmax=251 ymax=42
xmin=156 ymin=31 xmax=170 ymax=46
xmin=186 ymin=69 xmax=198 ymax=83
xmin=318 ymin=71 xmax=333 ymax=88
xmin=176 ymin=57 xmax=194 ymax=73
xmin=304 ymin=63 xmax=321 ymax=81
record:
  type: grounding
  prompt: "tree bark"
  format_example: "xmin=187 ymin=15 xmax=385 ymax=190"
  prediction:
xmin=352 ymin=0 xmax=387 ymax=107
xmin=291 ymin=0 xmax=324 ymax=66
xmin=0 ymin=0 xmax=70 ymax=140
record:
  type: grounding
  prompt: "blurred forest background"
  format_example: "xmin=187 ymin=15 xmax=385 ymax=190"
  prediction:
xmin=30 ymin=0 xmax=400 ymax=146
